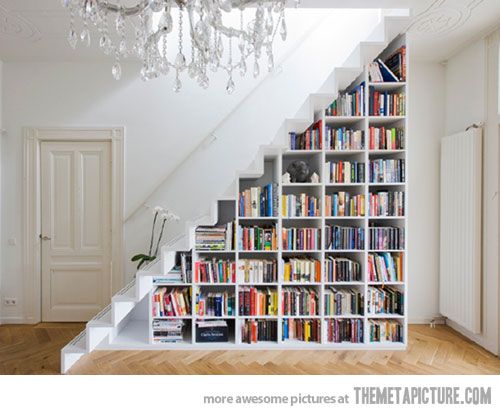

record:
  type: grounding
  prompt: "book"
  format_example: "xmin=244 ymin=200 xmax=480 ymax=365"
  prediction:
xmin=375 ymin=58 xmax=399 ymax=82
xmin=152 ymin=287 xmax=192 ymax=317
xmin=369 ymin=190 xmax=405 ymax=217
xmin=238 ymin=287 xmax=278 ymax=316
xmin=325 ymin=192 xmax=365 ymax=217
xmin=282 ymin=287 xmax=319 ymax=316
xmin=241 ymin=319 xmax=277 ymax=343
xmin=325 ymin=225 xmax=365 ymax=251
xmin=239 ymin=183 xmax=276 ymax=217
xmin=368 ymin=252 xmax=404 ymax=282
xmin=282 ymin=227 xmax=321 ymax=251
xmin=237 ymin=259 xmax=278 ymax=283
xmin=325 ymin=82 xmax=365 ymax=116
xmin=324 ymin=287 xmax=364 ymax=316
xmin=195 ymin=222 xmax=234 ymax=251
xmin=369 ymin=226 xmax=405 ymax=250
xmin=195 ymin=320 xmax=229 ymax=343
xmin=282 ymin=257 xmax=321 ymax=283
xmin=369 ymin=319 xmax=403 ymax=342
xmin=238 ymin=225 xmax=278 ymax=251
xmin=325 ymin=160 xmax=365 ymax=184
xmin=282 ymin=193 xmax=321 ymax=217
xmin=326 ymin=318 xmax=364 ymax=343
xmin=325 ymin=256 xmax=362 ymax=282
xmin=369 ymin=88 xmax=406 ymax=116
xmin=153 ymin=319 xmax=185 ymax=343
xmin=325 ymin=127 xmax=364 ymax=150
xmin=369 ymin=158 xmax=405 ymax=183
xmin=195 ymin=258 xmax=236 ymax=284
xmin=289 ymin=120 xmax=323 ymax=150
xmin=368 ymin=126 xmax=404 ymax=150
xmin=385 ymin=46 xmax=406 ymax=82
xmin=367 ymin=286 xmax=404 ymax=315
xmin=196 ymin=291 xmax=235 ymax=317
xmin=282 ymin=319 xmax=321 ymax=342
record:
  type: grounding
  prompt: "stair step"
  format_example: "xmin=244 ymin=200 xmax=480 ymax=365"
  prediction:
xmin=87 ymin=304 xmax=113 ymax=327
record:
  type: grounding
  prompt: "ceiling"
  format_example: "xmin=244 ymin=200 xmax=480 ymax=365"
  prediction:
xmin=0 ymin=0 xmax=499 ymax=63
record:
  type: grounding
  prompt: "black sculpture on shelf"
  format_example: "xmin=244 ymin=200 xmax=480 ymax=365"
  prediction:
xmin=286 ymin=160 xmax=311 ymax=183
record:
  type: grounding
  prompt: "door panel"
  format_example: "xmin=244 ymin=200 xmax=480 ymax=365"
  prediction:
xmin=41 ymin=141 xmax=111 ymax=322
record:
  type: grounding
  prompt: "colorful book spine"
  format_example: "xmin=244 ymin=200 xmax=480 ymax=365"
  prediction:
xmin=325 ymin=192 xmax=365 ymax=217
xmin=196 ymin=292 xmax=235 ymax=317
xmin=326 ymin=83 xmax=365 ymax=116
xmin=289 ymin=120 xmax=323 ymax=150
xmin=325 ymin=225 xmax=365 ymax=251
xmin=325 ymin=127 xmax=364 ymax=150
xmin=238 ymin=287 xmax=278 ymax=316
xmin=152 ymin=287 xmax=192 ymax=317
xmin=368 ymin=126 xmax=404 ymax=150
xmin=237 ymin=259 xmax=278 ymax=283
xmin=281 ymin=287 xmax=319 ymax=316
xmin=194 ymin=259 xmax=236 ymax=283
xmin=369 ymin=159 xmax=405 ymax=183
xmin=324 ymin=288 xmax=364 ymax=316
xmin=369 ymin=89 xmax=406 ymax=116
xmin=282 ymin=193 xmax=321 ymax=217
xmin=241 ymin=319 xmax=277 ymax=343
xmin=238 ymin=225 xmax=278 ymax=251
xmin=282 ymin=258 xmax=321 ymax=283
xmin=238 ymin=183 xmax=275 ymax=217
xmin=367 ymin=287 xmax=404 ymax=315
xmin=369 ymin=319 xmax=403 ymax=342
xmin=324 ymin=257 xmax=362 ymax=282
xmin=369 ymin=191 xmax=405 ymax=217
xmin=326 ymin=318 xmax=364 ymax=343
xmin=369 ymin=226 xmax=405 ymax=250
xmin=282 ymin=227 xmax=321 ymax=251
xmin=282 ymin=319 xmax=321 ymax=342
xmin=325 ymin=161 xmax=365 ymax=184
xmin=368 ymin=252 xmax=404 ymax=282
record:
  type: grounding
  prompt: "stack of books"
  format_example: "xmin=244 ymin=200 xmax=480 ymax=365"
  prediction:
xmin=152 ymin=320 xmax=185 ymax=343
xmin=369 ymin=319 xmax=403 ymax=342
xmin=282 ymin=193 xmax=321 ymax=217
xmin=324 ymin=287 xmax=364 ymax=316
xmin=282 ymin=227 xmax=321 ymax=251
xmin=326 ymin=318 xmax=364 ymax=343
xmin=326 ymin=192 xmax=365 ymax=217
xmin=239 ymin=287 xmax=278 ymax=316
xmin=241 ymin=319 xmax=277 ymax=343
xmin=325 ymin=161 xmax=365 ymax=184
xmin=237 ymin=259 xmax=278 ymax=283
xmin=238 ymin=183 xmax=276 ymax=217
xmin=369 ymin=191 xmax=405 ymax=217
xmin=369 ymin=159 xmax=405 ymax=183
xmin=325 ymin=225 xmax=365 ymax=251
xmin=196 ymin=291 xmax=235 ymax=317
xmin=282 ymin=287 xmax=318 ymax=316
xmin=326 ymin=127 xmax=364 ymax=150
xmin=289 ymin=120 xmax=323 ymax=150
xmin=368 ymin=252 xmax=404 ymax=282
xmin=195 ymin=223 xmax=234 ymax=251
xmin=368 ymin=287 xmax=404 ymax=315
xmin=324 ymin=256 xmax=362 ymax=282
xmin=282 ymin=319 xmax=321 ymax=342
xmin=282 ymin=258 xmax=321 ymax=283
xmin=238 ymin=225 xmax=278 ymax=251
xmin=152 ymin=287 xmax=192 ymax=317
xmin=194 ymin=258 xmax=236 ymax=284
xmin=326 ymin=83 xmax=365 ymax=116
xmin=368 ymin=126 xmax=405 ymax=150
xmin=369 ymin=226 xmax=405 ymax=250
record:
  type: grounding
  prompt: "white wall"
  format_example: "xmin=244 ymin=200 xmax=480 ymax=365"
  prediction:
xmin=408 ymin=60 xmax=445 ymax=323
xmin=0 ymin=60 xmax=2 ymax=322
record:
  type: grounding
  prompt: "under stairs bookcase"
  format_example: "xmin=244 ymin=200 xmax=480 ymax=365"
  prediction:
xmin=148 ymin=36 xmax=408 ymax=350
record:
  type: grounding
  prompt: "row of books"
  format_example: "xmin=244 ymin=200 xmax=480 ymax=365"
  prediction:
xmin=368 ymin=252 xmax=404 ymax=283
xmin=238 ymin=287 xmax=278 ymax=316
xmin=238 ymin=183 xmax=276 ymax=218
xmin=369 ymin=319 xmax=403 ymax=342
xmin=282 ymin=319 xmax=321 ymax=342
xmin=238 ymin=259 xmax=278 ymax=283
xmin=325 ymin=225 xmax=365 ymax=251
xmin=325 ymin=127 xmax=364 ymax=151
xmin=326 ymin=161 xmax=365 ymax=184
xmin=369 ymin=90 xmax=406 ymax=116
xmin=289 ymin=120 xmax=323 ymax=150
xmin=368 ymin=127 xmax=405 ymax=150
xmin=283 ymin=257 xmax=321 ymax=283
xmin=152 ymin=320 xmax=185 ymax=343
xmin=282 ymin=193 xmax=321 ymax=218
xmin=368 ymin=47 xmax=406 ymax=82
xmin=238 ymin=225 xmax=278 ymax=251
xmin=326 ymin=192 xmax=365 ymax=217
xmin=369 ymin=191 xmax=405 ymax=217
xmin=241 ymin=319 xmax=277 ymax=343
xmin=152 ymin=287 xmax=192 ymax=318
xmin=324 ymin=288 xmax=364 ymax=316
xmin=326 ymin=318 xmax=363 ymax=343
xmin=195 ymin=223 xmax=234 ymax=251
xmin=325 ymin=256 xmax=362 ymax=282
xmin=369 ymin=226 xmax=405 ymax=250
xmin=367 ymin=287 xmax=404 ymax=315
xmin=282 ymin=227 xmax=321 ymax=251
xmin=282 ymin=287 xmax=318 ymax=316
xmin=196 ymin=292 xmax=235 ymax=317
xmin=325 ymin=83 xmax=365 ymax=117
xmin=369 ymin=159 xmax=405 ymax=183
xmin=194 ymin=259 xmax=236 ymax=283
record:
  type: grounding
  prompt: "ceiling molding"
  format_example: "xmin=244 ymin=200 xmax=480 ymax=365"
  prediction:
xmin=0 ymin=4 xmax=41 ymax=42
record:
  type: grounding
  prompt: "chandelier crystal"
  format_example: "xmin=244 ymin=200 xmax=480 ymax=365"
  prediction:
xmin=61 ymin=0 xmax=292 ymax=93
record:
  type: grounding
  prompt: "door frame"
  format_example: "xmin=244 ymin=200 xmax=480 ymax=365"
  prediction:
xmin=23 ymin=127 xmax=124 ymax=324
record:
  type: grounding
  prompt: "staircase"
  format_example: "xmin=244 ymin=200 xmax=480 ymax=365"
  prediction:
xmin=61 ymin=13 xmax=410 ymax=374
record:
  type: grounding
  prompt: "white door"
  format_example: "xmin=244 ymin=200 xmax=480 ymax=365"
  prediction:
xmin=41 ymin=141 xmax=112 ymax=322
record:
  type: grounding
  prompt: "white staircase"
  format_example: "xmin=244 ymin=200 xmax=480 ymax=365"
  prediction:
xmin=61 ymin=13 xmax=410 ymax=374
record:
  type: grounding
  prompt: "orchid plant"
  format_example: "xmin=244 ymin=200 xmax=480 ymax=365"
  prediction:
xmin=131 ymin=205 xmax=180 ymax=270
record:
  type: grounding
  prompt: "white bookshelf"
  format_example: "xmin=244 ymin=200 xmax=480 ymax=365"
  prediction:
xmin=148 ymin=35 xmax=408 ymax=349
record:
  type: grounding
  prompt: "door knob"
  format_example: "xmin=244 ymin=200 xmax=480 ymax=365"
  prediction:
xmin=40 ymin=235 xmax=51 ymax=241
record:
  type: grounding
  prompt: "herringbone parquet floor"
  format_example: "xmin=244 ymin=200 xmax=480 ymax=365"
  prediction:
xmin=1 ymin=323 xmax=499 ymax=375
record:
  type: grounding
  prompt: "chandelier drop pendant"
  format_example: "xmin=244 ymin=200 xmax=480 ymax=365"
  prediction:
xmin=61 ymin=0 xmax=294 ymax=93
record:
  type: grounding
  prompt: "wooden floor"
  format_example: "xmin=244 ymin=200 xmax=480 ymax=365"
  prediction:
xmin=1 ymin=323 xmax=499 ymax=375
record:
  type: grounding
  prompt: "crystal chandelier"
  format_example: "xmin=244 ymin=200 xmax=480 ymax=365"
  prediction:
xmin=62 ymin=0 xmax=292 ymax=93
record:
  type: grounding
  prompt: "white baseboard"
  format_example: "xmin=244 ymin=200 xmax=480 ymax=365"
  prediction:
xmin=0 ymin=316 xmax=29 ymax=325
xmin=408 ymin=317 xmax=434 ymax=324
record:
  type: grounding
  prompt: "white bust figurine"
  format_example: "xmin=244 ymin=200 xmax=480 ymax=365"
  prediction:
xmin=282 ymin=172 xmax=291 ymax=184
xmin=310 ymin=172 xmax=320 ymax=183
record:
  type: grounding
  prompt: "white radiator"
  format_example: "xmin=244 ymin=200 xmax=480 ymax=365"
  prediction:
xmin=439 ymin=128 xmax=482 ymax=334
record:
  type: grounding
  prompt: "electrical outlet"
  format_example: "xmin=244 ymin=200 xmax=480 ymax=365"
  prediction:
xmin=4 ymin=298 xmax=17 ymax=306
